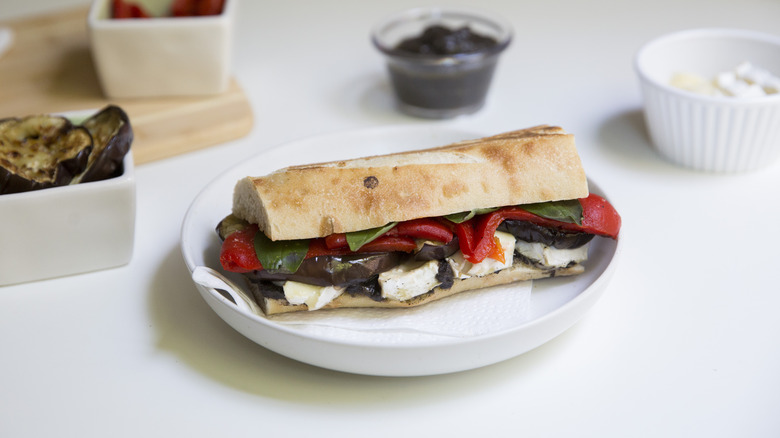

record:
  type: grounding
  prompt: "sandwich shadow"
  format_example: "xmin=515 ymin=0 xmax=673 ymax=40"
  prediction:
xmin=147 ymin=244 xmax=584 ymax=407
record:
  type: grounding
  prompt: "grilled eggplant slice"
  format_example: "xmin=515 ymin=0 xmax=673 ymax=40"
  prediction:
xmin=0 ymin=115 xmax=93 ymax=194
xmin=414 ymin=237 xmax=460 ymax=261
xmin=217 ymin=214 xmax=251 ymax=241
xmin=72 ymin=105 xmax=133 ymax=184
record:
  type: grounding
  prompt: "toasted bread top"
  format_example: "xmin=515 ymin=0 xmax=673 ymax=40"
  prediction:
xmin=232 ymin=125 xmax=588 ymax=241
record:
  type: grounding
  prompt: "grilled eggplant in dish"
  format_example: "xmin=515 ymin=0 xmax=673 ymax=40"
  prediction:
xmin=0 ymin=105 xmax=133 ymax=195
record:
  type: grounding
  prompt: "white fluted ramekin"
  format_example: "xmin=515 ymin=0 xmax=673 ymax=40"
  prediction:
xmin=635 ymin=28 xmax=780 ymax=172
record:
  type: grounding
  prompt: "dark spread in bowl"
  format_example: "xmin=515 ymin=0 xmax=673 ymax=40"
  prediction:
xmin=393 ymin=25 xmax=498 ymax=56
xmin=377 ymin=23 xmax=509 ymax=117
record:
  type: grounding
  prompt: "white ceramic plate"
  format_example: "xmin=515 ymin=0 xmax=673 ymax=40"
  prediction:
xmin=180 ymin=125 xmax=621 ymax=376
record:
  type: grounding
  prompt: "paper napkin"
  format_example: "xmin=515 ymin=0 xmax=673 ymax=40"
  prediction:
xmin=267 ymin=281 xmax=534 ymax=339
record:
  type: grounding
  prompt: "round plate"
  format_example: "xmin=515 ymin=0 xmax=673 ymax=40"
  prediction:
xmin=180 ymin=125 xmax=621 ymax=376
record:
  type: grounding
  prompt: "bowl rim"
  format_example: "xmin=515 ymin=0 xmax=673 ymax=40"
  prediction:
xmin=371 ymin=6 xmax=513 ymax=62
xmin=634 ymin=27 xmax=780 ymax=104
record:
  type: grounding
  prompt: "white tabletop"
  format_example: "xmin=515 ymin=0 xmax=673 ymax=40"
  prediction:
xmin=3 ymin=1 xmax=780 ymax=437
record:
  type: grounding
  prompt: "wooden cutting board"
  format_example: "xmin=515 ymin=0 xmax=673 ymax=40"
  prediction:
xmin=0 ymin=6 xmax=253 ymax=164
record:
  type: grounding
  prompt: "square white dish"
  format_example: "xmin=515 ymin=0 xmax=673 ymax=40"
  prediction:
xmin=88 ymin=0 xmax=235 ymax=98
xmin=0 ymin=124 xmax=135 ymax=286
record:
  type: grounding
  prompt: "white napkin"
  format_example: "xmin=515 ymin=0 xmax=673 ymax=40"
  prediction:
xmin=267 ymin=281 xmax=534 ymax=339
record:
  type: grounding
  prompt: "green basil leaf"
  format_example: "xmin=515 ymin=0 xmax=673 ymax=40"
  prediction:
xmin=522 ymin=199 xmax=583 ymax=225
xmin=444 ymin=211 xmax=474 ymax=223
xmin=253 ymin=232 xmax=309 ymax=273
xmin=444 ymin=207 xmax=499 ymax=223
xmin=346 ymin=222 xmax=397 ymax=251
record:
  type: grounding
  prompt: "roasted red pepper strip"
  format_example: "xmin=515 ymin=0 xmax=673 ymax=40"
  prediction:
xmin=323 ymin=233 xmax=417 ymax=253
xmin=113 ymin=0 xmax=225 ymax=19
xmin=579 ymin=193 xmax=622 ymax=238
xmin=454 ymin=219 xmax=506 ymax=263
xmin=171 ymin=0 xmax=195 ymax=16
xmin=485 ymin=194 xmax=620 ymax=238
xmin=325 ymin=218 xmax=453 ymax=251
xmin=464 ymin=212 xmax=507 ymax=263
xmin=196 ymin=0 xmax=225 ymax=15
xmin=112 ymin=0 xmax=132 ymax=18
xmin=386 ymin=218 xmax=454 ymax=243
xmin=459 ymin=193 xmax=621 ymax=263
xmin=306 ymin=238 xmax=348 ymax=257
xmin=324 ymin=233 xmax=348 ymax=250
xmin=219 ymin=224 xmax=262 ymax=273
xmin=453 ymin=220 xmax=476 ymax=255
xmin=130 ymin=4 xmax=150 ymax=17
xmin=112 ymin=0 xmax=151 ymax=18
xmin=358 ymin=235 xmax=417 ymax=253
xmin=172 ymin=0 xmax=224 ymax=16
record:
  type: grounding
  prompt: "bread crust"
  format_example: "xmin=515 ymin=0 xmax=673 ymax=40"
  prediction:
xmin=232 ymin=126 xmax=589 ymax=241
xmin=251 ymin=261 xmax=585 ymax=315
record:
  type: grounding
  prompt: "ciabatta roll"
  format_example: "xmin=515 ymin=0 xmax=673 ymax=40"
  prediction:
xmin=233 ymin=125 xmax=588 ymax=241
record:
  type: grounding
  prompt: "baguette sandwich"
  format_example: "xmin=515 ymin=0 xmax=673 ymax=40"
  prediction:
xmin=216 ymin=126 xmax=621 ymax=315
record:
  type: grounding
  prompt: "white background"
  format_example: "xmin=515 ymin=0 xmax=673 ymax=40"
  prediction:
xmin=2 ymin=1 xmax=779 ymax=437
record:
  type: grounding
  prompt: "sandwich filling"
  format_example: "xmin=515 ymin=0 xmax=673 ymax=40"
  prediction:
xmin=280 ymin=229 xmax=586 ymax=310
xmin=217 ymin=193 xmax=620 ymax=313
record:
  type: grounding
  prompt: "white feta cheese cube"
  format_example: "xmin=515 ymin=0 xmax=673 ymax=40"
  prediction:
xmin=670 ymin=63 xmax=779 ymax=97
xmin=716 ymin=71 xmax=738 ymax=89
xmin=283 ymin=281 xmax=343 ymax=310
xmin=447 ymin=231 xmax=516 ymax=278
xmin=379 ymin=260 xmax=441 ymax=301
xmin=670 ymin=72 xmax=716 ymax=95
xmin=515 ymin=240 xmax=590 ymax=268
xmin=763 ymin=77 xmax=780 ymax=94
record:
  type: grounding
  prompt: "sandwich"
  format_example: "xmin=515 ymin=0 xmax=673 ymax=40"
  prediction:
xmin=215 ymin=125 xmax=621 ymax=315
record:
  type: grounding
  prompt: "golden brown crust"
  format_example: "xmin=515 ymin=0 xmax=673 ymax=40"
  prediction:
xmin=232 ymin=126 xmax=589 ymax=241
xmin=253 ymin=261 xmax=585 ymax=316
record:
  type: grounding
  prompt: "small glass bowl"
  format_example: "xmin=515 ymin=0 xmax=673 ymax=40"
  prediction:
xmin=372 ymin=7 xmax=512 ymax=119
